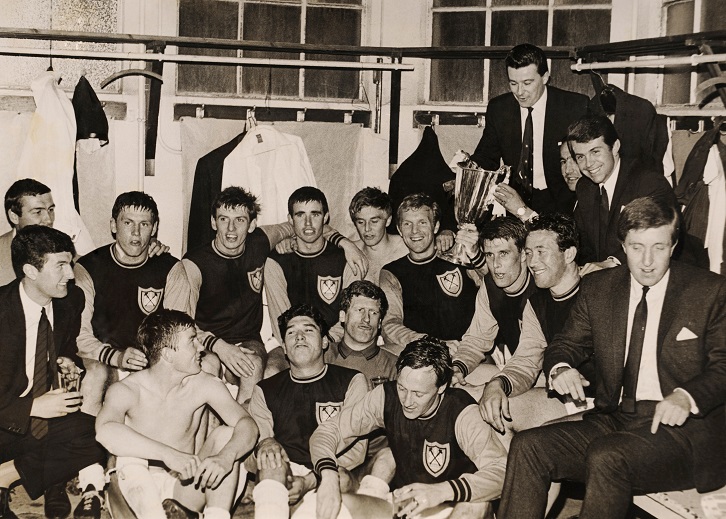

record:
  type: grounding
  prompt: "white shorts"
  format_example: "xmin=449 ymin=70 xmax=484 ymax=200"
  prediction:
xmin=116 ymin=456 xmax=178 ymax=502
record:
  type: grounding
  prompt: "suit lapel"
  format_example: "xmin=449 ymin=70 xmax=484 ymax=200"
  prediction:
xmin=658 ymin=264 xmax=681 ymax=354
xmin=608 ymin=159 xmax=632 ymax=225
xmin=609 ymin=269 xmax=630 ymax=384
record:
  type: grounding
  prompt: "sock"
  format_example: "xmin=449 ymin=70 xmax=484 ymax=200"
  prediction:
xmin=0 ymin=461 xmax=19 ymax=489
xmin=203 ymin=506 xmax=230 ymax=519
xmin=78 ymin=463 xmax=105 ymax=493
xmin=356 ymin=474 xmax=390 ymax=500
xmin=252 ymin=480 xmax=289 ymax=519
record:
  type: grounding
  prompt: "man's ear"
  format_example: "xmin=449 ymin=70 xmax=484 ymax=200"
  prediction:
xmin=324 ymin=213 xmax=330 ymax=225
xmin=322 ymin=336 xmax=330 ymax=351
xmin=542 ymin=71 xmax=550 ymax=85
xmin=248 ymin=218 xmax=257 ymax=234
xmin=109 ymin=217 xmax=117 ymax=235
xmin=385 ymin=215 xmax=392 ymax=227
xmin=612 ymin=139 xmax=621 ymax=158
xmin=151 ymin=221 xmax=159 ymax=237
xmin=564 ymin=246 xmax=577 ymax=265
xmin=434 ymin=221 xmax=440 ymax=235
xmin=160 ymin=346 xmax=173 ymax=364
xmin=7 ymin=210 xmax=19 ymax=227
xmin=287 ymin=214 xmax=293 ymax=225
xmin=211 ymin=215 xmax=218 ymax=232
xmin=22 ymin=264 xmax=39 ymax=281
xmin=339 ymin=310 xmax=346 ymax=325
xmin=437 ymin=384 xmax=447 ymax=395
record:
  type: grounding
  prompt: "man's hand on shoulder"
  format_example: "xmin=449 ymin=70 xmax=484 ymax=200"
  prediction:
xmin=479 ymin=378 xmax=510 ymax=434
xmin=118 ymin=347 xmax=149 ymax=371
xmin=340 ymin=239 xmax=368 ymax=279
xmin=651 ymin=391 xmax=691 ymax=434
xmin=148 ymin=238 xmax=170 ymax=257
xmin=162 ymin=448 xmax=200 ymax=481
xmin=316 ymin=470 xmax=342 ymax=519
xmin=31 ymin=388 xmax=82 ymax=418
xmin=435 ymin=230 xmax=455 ymax=253
xmin=275 ymin=236 xmax=297 ymax=255
xmin=551 ymin=367 xmax=589 ymax=402
xmin=213 ymin=340 xmax=257 ymax=378
xmin=451 ymin=366 xmax=467 ymax=387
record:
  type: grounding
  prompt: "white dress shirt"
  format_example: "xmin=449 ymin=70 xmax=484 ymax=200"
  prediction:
xmin=19 ymin=281 xmax=54 ymax=397
xmin=520 ymin=88 xmax=548 ymax=190
xmin=600 ymin=158 xmax=621 ymax=211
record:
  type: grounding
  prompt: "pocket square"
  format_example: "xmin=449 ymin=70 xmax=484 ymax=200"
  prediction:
xmin=676 ymin=327 xmax=698 ymax=341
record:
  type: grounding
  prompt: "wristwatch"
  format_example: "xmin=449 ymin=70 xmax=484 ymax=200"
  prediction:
xmin=516 ymin=206 xmax=527 ymax=218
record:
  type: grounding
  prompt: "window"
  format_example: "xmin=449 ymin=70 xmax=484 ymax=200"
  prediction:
xmin=178 ymin=0 xmax=364 ymax=101
xmin=661 ymin=0 xmax=726 ymax=106
xmin=429 ymin=0 xmax=611 ymax=104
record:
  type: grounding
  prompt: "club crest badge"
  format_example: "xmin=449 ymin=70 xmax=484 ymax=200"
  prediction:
xmin=138 ymin=287 xmax=164 ymax=315
xmin=247 ymin=267 xmax=264 ymax=294
xmin=423 ymin=440 xmax=450 ymax=477
xmin=317 ymin=275 xmax=342 ymax=304
xmin=316 ymin=401 xmax=342 ymax=424
xmin=436 ymin=268 xmax=463 ymax=297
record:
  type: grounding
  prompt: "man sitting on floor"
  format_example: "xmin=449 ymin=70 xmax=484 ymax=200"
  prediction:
xmin=96 ymin=309 xmax=258 ymax=519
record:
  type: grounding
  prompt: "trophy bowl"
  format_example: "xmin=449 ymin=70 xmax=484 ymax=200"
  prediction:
xmin=440 ymin=164 xmax=511 ymax=266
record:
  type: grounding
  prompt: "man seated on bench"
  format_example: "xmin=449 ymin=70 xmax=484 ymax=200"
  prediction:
xmin=96 ymin=309 xmax=258 ymax=519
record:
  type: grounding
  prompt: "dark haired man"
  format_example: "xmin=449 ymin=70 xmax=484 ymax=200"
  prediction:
xmin=96 ymin=309 xmax=258 ymax=519
xmin=248 ymin=304 xmax=368 ymax=507
xmin=471 ymin=43 xmax=588 ymax=214
xmin=0 ymin=226 xmax=106 ymax=519
xmin=74 ymin=191 xmax=189 ymax=415
xmin=348 ymin=187 xmax=407 ymax=283
xmin=500 ymin=197 xmax=726 ymax=518
xmin=568 ymin=114 xmax=674 ymax=266
xmin=311 ymin=338 xmax=506 ymax=519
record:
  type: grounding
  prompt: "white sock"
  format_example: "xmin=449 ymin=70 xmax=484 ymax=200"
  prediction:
xmin=252 ymin=480 xmax=289 ymax=519
xmin=356 ymin=474 xmax=389 ymax=500
xmin=78 ymin=463 xmax=106 ymax=492
xmin=202 ymin=506 xmax=230 ymax=519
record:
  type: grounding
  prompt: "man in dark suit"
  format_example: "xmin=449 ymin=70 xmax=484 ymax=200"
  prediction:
xmin=471 ymin=43 xmax=588 ymax=215
xmin=498 ymin=197 xmax=726 ymax=519
xmin=0 ymin=226 xmax=105 ymax=519
xmin=569 ymin=115 xmax=675 ymax=268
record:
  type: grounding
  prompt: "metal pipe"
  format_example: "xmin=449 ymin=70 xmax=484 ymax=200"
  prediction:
xmin=0 ymin=46 xmax=415 ymax=71
xmin=572 ymin=53 xmax=726 ymax=71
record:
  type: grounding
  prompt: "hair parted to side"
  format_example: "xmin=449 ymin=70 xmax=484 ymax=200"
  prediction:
xmin=136 ymin=309 xmax=195 ymax=366
xmin=211 ymin=186 xmax=261 ymax=221
xmin=396 ymin=337 xmax=453 ymax=388
xmin=112 ymin=191 xmax=160 ymax=224
xmin=11 ymin=225 xmax=75 ymax=279
xmin=278 ymin=304 xmax=330 ymax=339
xmin=528 ymin=212 xmax=579 ymax=252
xmin=349 ymin=187 xmax=392 ymax=221
xmin=566 ymin=114 xmax=619 ymax=149
xmin=339 ymin=280 xmax=389 ymax=319
xmin=287 ymin=186 xmax=329 ymax=216
xmin=396 ymin=192 xmax=441 ymax=227
xmin=505 ymin=43 xmax=548 ymax=76
xmin=617 ymin=196 xmax=680 ymax=245
xmin=481 ymin=216 xmax=528 ymax=251
xmin=5 ymin=179 xmax=51 ymax=227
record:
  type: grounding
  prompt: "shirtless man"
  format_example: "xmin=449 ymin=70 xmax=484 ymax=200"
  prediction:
xmin=348 ymin=188 xmax=407 ymax=283
xmin=96 ymin=309 xmax=258 ymax=519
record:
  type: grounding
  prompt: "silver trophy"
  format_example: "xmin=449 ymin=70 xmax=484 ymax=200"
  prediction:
xmin=440 ymin=163 xmax=511 ymax=266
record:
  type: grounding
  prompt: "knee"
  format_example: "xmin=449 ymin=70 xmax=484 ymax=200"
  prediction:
xmin=264 ymin=347 xmax=287 ymax=378
xmin=585 ymin=438 xmax=627 ymax=474
xmin=207 ymin=425 xmax=234 ymax=450
xmin=201 ymin=352 xmax=222 ymax=377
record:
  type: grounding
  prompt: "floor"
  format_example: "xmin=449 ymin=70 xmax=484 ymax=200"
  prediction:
xmin=7 ymin=480 xmax=657 ymax=519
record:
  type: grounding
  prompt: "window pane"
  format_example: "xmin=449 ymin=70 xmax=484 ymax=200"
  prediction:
xmin=433 ymin=0 xmax=486 ymax=6
xmin=551 ymin=9 xmax=611 ymax=96
xmin=309 ymin=0 xmax=362 ymax=5
xmin=492 ymin=0 xmax=547 ymax=5
xmin=241 ymin=3 xmax=300 ymax=97
xmin=178 ymin=0 xmax=238 ymax=94
xmin=662 ymin=1 xmax=694 ymax=104
xmin=701 ymin=0 xmax=726 ymax=32
xmin=488 ymin=10 xmax=547 ymax=100
xmin=305 ymin=7 xmax=361 ymax=99
xmin=554 ymin=0 xmax=610 ymax=5
xmin=430 ymin=11 xmax=486 ymax=103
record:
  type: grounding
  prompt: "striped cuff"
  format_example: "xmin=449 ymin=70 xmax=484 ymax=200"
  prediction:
xmin=448 ymin=478 xmax=472 ymax=502
xmin=314 ymin=458 xmax=338 ymax=478
xmin=492 ymin=375 xmax=512 ymax=397
xmin=99 ymin=345 xmax=119 ymax=366
xmin=203 ymin=335 xmax=219 ymax=352
xmin=328 ymin=232 xmax=345 ymax=247
xmin=467 ymin=249 xmax=486 ymax=269
xmin=452 ymin=360 xmax=469 ymax=378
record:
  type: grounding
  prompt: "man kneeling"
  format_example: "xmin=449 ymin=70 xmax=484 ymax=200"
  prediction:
xmin=96 ymin=309 xmax=258 ymax=519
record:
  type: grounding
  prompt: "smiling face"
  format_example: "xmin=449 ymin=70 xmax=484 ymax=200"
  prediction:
xmin=623 ymin=225 xmax=675 ymax=287
xmin=289 ymin=201 xmax=327 ymax=247
xmin=525 ymin=230 xmax=569 ymax=291
xmin=353 ymin=206 xmax=391 ymax=248
xmin=571 ymin=137 xmax=620 ymax=185
xmin=10 ymin=193 xmax=56 ymax=229
xmin=340 ymin=295 xmax=381 ymax=350
xmin=169 ymin=326 xmax=203 ymax=375
xmin=111 ymin=207 xmax=157 ymax=263
xmin=398 ymin=207 xmax=439 ymax=260
xmin=396 ymin=366 xmax=445 ymax=420
xmin=212 ymin=205 xmax=256 ymax=256
xmin=508 ymin=64 xmax=548 ymax=108
xmin=283 ymin=315 xmax=328 ymax=369
xmin=559 ymin=141 xmax=583 ymax=192
xmin=25 ymin=251 xmax=74 ymax=301
xmin=483 ymin=237 xmax=526 ymax=290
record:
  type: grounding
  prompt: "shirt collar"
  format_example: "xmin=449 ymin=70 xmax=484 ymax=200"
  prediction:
xmin=521 ymin=86 xmax=548 ymax=116
xmin=629 ymin=268 xmax=670 ymax=300
xmin=337 ymin=340 xmax=380 ymax=361
xmin=19 ymin=281 xmax=52 ymax=323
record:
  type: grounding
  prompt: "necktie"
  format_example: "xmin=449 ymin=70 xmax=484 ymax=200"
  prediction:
xmin=621 ymin=286 xmax=649 ymax=413
xmin=598 ymin=186 xmax=609 ymax=260
xmin=517 ymin=107 xmax=534 ymax=202
xmin=30 ymin=308 xmax=53 ymax=439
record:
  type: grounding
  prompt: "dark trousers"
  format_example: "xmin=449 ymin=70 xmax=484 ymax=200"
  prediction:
xmin=0 ymin=412 xmax=106 ymax=499
xmin=499 ymin=402 xmax=695 ymax=519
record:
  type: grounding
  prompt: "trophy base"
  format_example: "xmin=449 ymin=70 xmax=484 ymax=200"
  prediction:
xmin=439 ymin=244 xmax=472 ymax=267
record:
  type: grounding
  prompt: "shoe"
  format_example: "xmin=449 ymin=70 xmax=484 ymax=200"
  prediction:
xmin=73 ymin=485 xmax=103 ymax=519
xmin=44 ymin=482 xmax=71 ymax=519
xmin=162 ymin=499 xmax=198 ymax=519
xmin=0 ymin=488 xmax=18 ymax=519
